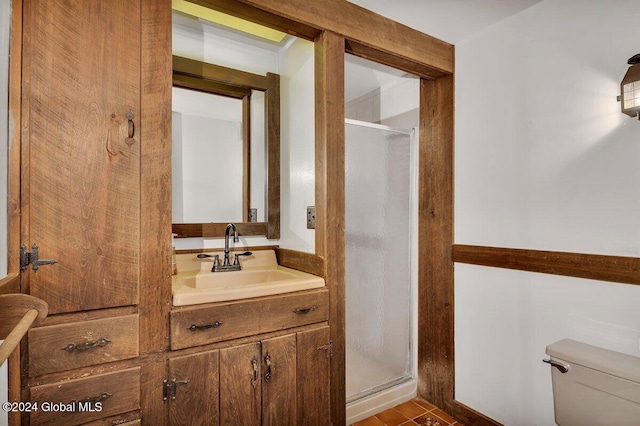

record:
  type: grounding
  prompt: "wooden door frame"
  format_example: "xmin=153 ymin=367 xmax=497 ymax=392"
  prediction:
xmin=202 ymin=2 xmax=460 ymax=425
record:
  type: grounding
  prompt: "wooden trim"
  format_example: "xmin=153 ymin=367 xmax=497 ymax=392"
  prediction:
xmin=242 ymin=95 xmax=251 ymax=222
xmin=266 ymin=72 xmax=280 ymax=239
xmin=193 ymin=0 xmax=453 ymax=76
xmin=314 ymin=31 xmax=345 ymax=426
xmin=173 ymin=55 xmax=268 ymax=90
xmin=172 ymin=222 xmax=268 ymax=238
xmin=418 ymin=75 xmax=455 ymax=412
xmin=140 ymin=0 xmax=173 ymax=354
xmin=453 ymin=245 xmax=640 ymax=286
xmin=176 ymin=245 xmax=278 ymax=255
xmin=9 ymin=1 xmax=23 ymax=424
xmin=274 ymin=248 xmax=325 ymax=278
xmin=452 ymin=400 xmax=504 ymax=426
xmin=173 ymin=73 xmax=252 ymax=98
xmin=345 ymin=39 xmax=446 ymax=80
xmin=0 ymin=273 xmax=20 ymax=295
xmin=7 ymin=0 xmax=22 ymax=278
xmin=186 ymin=0 xmax=321 ymax=41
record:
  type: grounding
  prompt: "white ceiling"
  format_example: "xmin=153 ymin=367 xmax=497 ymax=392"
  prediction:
xmin=346 ymin=0 xmax=543 ymax=44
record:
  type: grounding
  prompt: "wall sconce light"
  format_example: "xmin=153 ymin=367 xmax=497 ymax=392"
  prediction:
xmin=619 ymin=53 xmax=640 ymax=120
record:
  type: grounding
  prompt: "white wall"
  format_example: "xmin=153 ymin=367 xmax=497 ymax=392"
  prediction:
xmin=277 ymin=37 xmax=315 ymax=253
xmin=455 ymin=1 xmax=640 ymax=425
xmin=1 ymin=1 xmax=10 ymax=424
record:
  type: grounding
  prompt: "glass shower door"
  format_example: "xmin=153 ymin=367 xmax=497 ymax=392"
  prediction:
xmin=345 ymin=119 xmax=415 ymax=403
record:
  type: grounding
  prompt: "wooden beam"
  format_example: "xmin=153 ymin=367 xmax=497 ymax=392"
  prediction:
xmin=173 ymin=73 xmax=252 ymax=99
xmin=186 ymin=0 xmax=321 ymax=41
xmin=205 ymin=0 xmax=453 ymax=75
xmin=172 ymin=222 xmax=268 ymax=238
xmin=453 ymin=245 xmax=640 ymax=285
xmin=173 ymin=55 xmax=268 ymax=90
xmin=140 ymin=0 xmax=173 ymax=354
xmin=266 ymin=72 xmax=280 ymax=239
xmin=242 ymin=95 xmax=251 ymax=222
xmin=345 ymin=40 xmax=447 ymax=80
xmin=418 ymin=75 xmax=454 ymax=412
xmin=315 ymin=31 xmax=345 ymax=426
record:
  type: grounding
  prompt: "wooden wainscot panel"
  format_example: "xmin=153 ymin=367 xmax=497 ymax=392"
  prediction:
xmin=30 ymin=367 xmax=141 ymax=426
xmin=170 ymin=289 xmax=329 ymax=350
xmin=28 ymin=315 xmax=139 ymax=377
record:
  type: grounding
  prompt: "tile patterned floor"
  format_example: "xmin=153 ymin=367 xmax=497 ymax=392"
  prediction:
xmin=352 ymin=398 xmax=464 ymax=426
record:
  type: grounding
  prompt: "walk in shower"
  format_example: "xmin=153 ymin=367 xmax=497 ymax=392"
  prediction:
xmin=345 ymin=119 xmax=417 ymax=423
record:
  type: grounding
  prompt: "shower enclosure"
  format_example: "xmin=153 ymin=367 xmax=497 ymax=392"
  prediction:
xmin=345 ymin=119 xmax=416 ymax=417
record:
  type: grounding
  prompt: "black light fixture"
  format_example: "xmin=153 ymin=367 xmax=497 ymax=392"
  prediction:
xmin=619 ymin=54 xmax=640 ymax=120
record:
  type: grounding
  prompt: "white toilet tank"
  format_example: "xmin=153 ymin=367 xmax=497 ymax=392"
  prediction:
xmin=545 ymin=339 xmax=640 ymax=426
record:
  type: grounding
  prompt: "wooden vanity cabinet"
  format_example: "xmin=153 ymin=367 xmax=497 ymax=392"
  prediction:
xmin=165 ymin=325 xmax=330 ymax=426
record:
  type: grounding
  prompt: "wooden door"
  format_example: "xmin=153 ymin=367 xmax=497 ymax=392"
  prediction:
xmin=297 ymin=325 xmax=331 ymax=425
xmin=219 ymin=342 xmax=261 ymax=426
xmin=22 ymin=0 xmax=141 ymax=313
xmin=261 ymin=334 xmax=296 ymax=426
xmin=168 ymin=351 xmax=220 ymax=426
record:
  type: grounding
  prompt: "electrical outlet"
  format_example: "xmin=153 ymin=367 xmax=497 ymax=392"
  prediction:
xmin=249 ymin=208 xmax=257 ymax=223
xmin=307 ymin=206 xmax=316 ymax=229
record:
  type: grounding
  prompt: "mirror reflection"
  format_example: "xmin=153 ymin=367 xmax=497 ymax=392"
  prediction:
xmin=172 ymin=86 xmax=266 ymax=223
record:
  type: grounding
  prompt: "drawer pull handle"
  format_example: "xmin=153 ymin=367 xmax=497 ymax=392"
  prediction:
xmin=70 ymin=391 xmax=113 ymax=406
xmin=251 ymin=358 xmax=259 ymax=388
xmin=264 ymin=353 xmax=272 ymax=382
xmin=62 ymin=338 xmax=111 ymax=353
xmin=293 ymin=305 xmax=317 ymax=314
xmin=187 ymin=321 xmax=223 ymax=331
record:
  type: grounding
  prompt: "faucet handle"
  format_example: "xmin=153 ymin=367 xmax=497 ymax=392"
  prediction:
xmin=233 ymin=251 xmax=253 ymax=266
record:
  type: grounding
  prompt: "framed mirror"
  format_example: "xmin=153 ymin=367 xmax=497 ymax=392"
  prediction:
xmin=171 ymin=55 xmax=280 ymax=239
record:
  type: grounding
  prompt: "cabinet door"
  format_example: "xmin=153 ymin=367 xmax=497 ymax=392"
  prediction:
xmin=261 ymin=334 xmax=296 ymax=426
xmin=219 ymin=342 xmax=261 ymax=426
xmin=297 ymin=326 xmax=331 ymax=425
xmin=23 ymin=0 xmax=141 ymax=314
xmin=168 ymin=351 xmax=219 ymax=426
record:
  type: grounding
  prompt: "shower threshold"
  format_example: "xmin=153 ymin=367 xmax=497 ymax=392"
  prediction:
xmin=347 ymin=375 xmax=414 ymax=404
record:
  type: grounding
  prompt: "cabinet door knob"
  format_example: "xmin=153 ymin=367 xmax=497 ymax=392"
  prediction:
xmin=125 ymin=110 xmax=135 ymax=145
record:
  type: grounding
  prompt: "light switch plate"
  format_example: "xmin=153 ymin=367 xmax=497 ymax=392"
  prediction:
xmin=307 ymin=206 xmax=316 ymax=229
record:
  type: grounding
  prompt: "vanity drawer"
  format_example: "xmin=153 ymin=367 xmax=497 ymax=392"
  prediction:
xmin=28 ymin=315 xmax=139 ymax=377
xmin=30 ymin=367 xmax=141 ymax=426
xmin=171 ymin=288 xmax=329 ymax=350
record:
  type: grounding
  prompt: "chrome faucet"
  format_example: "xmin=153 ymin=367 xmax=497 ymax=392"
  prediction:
xmin=196 ymin=224 xmax=252 ymax=272
xmin=223 ymin=223 xmax=239 ymax=267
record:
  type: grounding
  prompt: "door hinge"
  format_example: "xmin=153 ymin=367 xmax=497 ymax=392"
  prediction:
xmin=317 ymin=341 xmax=332 ymax=358
xmin=163 ymin=378 xmax=189 ymax=401
xmin=20 ymin=243 xmax=58 ymax=272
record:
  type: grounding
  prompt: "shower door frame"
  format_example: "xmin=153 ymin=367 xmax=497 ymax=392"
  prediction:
xmin=344 ymin=118 xmax=418 ymax=404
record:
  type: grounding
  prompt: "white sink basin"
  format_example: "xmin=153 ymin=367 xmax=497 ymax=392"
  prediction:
xmin=183 ymin=268 xmax=300 ymax=289
xmin=172 ymin=250 xmax=325 ymax=306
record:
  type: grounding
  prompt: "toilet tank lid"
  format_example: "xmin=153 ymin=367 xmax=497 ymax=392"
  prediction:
xmin=546 ymin=339 xmax=640 ymax=384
